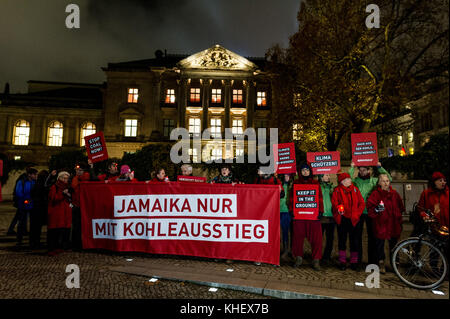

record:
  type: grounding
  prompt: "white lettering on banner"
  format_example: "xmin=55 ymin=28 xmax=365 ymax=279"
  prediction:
xmin=92 ymin=219 xmax=268 ymax=243
xmin=114 ymin=194 xmax=237 ymax=218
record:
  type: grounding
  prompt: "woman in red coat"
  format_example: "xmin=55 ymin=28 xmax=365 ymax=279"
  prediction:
xmin=367 ymin=174 xmax=405 ymax=273
xmin=47 ymin=171 xmax=72 ymax=256
xmin=331 ymin=172 xmax=365 ymax=270
xmin=418 ymin=172 xmax=449 ymax=228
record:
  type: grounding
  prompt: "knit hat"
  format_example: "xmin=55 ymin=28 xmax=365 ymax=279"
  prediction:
xmin=57 ymin=171 xmax=70 ymax=180
xmin=338 ymin=172 xmax=351 ymax=184
xmin=120 ymin=165 xmax=131 ymax=175
xmin=432 ymin=171 xmax=445 ymax=182
xmin=299 ymin=163 xmax=311 ymax=171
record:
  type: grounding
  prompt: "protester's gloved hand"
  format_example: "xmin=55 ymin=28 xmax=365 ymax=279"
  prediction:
xmin=374 ymin=204 xmax=385 ymax=213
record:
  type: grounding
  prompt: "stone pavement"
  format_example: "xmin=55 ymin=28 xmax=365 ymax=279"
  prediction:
xmin=0 ymin=201 xmax=448 ymax=299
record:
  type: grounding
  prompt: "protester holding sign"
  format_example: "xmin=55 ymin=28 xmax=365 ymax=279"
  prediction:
xmin=318 ymin=174 xmax=336 ymax=265
xmin=117 ymin=165 xmax=138 ymax=182
xmin=47 ymin=171 xmax=72 ymax=256
xmin=331 ymin=172 xmax=365 ymax=271
xmin=349 ymin=161 xmax=392 ymax=265
xmin=150 ymin=168 xmax=169 ymax=182
xmin=181 ymin=164 xmax=193 ymax=176
xmin=97 ymin=161 xmax=120 ymax=182
xmin=280 ymin=174 xmax=294 ymax=262
xmin=210 ymin=164 xmax=240 ymax=185
xmin=289 ymin=163 xmax=323 ymax=270
xmin=367 ymin=174 xmax=404 ymax=274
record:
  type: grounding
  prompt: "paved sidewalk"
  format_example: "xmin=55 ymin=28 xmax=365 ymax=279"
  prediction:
xmin=108 ymin=253 xmax=448 ymax=299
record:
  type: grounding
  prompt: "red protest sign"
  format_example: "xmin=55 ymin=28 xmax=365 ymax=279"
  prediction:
xmin=293 ymin=184 xmax=319 ymax=220
xmin=351 ymin=132 xmax=378 ymax=166
xmin=273 ymin=143 xmax=296 ymax=174
xmin=177 ymin=175 xmax=206 ymax=183
xmin=80 ymin=182 xmax=280 ymax=265
xmin=84 ymin=132 xmax=108 ymax=163
xmin=307 ymin=151 xmax=341 ymax=175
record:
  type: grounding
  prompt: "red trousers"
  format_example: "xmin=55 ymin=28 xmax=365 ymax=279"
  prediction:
xmin=292 ymin=219 xmax=323 ymax=260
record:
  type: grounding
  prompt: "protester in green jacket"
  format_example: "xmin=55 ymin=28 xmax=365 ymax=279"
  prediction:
xmin=349 ymin=161 xmax=392 ymax=265
xmin=319 ymin=174 xmax=335 ymax=265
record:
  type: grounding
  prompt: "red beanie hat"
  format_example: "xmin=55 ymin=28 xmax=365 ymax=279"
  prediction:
xmin=432 ymin=171 xmax=445 ymax=181
xmin=338 ymin=172 xmax=351 ymax=184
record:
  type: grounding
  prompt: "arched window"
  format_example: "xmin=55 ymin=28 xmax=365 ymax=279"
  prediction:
xmin=47 ymin=121 xmax=64 ymax=147
xmin=13 ymin=120 xmax=30 ymax=146
xmin=80 ymin=122 xmax=96 ymax=146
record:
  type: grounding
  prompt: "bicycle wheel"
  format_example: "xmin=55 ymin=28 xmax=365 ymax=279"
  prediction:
xmin=392 ymin=238 xmax=448 ymax=289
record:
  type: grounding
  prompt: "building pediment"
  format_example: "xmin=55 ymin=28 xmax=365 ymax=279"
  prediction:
xmin=178 ymin=45 xmax=258 ymax=71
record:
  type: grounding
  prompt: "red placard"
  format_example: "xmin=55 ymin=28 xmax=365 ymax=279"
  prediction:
xmin=351 ymin=132 xmax=378 ymax=166
xmin=293 ymin=184 xmax=319 ymax=220
xmin=84 ymin=132 xmax=108 ymax=163
xmin=273 ymin=143 xmax=297 ymax=174
xmin=80 ymin=182 xmax=280 ymax=265
xmin=307 ymin=151 xmax=341 ymax=174
xmin=177 ymin=175 xmax=206 ymax=183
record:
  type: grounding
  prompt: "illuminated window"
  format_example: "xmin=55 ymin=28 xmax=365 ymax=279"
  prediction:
xmin=127 ymin=88 xmax=139 ymax=103
xmin=188 ymin=117 xmax=201 ymax=134
xmin=47 ymin=121 xmax=63 ymax=147
xmin=407 ymin=132 xmax=413 ymax=143
xmin=397 ymin=135 xmax=403 ymax=145
xmin=389 ymin=137 xmax=393 ymax=147
xmin=409 ymin=147 xmax=414 ymax=155
xmin=13 ymin=120 xmax=30 ymax=146
xmin=163 ymin=119 xmax=175 ymax=137
xmin=211 ymin=146 xmax=222 ymax=161
xmin=165 ymin=89 xmax=176 ymax=104
xmin=211 ymin=89 xmax=222 ymax=104
xmin=293 ymin=124 xmax=302 ymax=141
xmin=210 ymin=118 xmax=221 ymax=138
xmin=189 ymin=148 xmax=200 ymax=163
xmin=232 ymin=89 xmax=243 ymax=104
xmin=235 ymin=144 xmax=244 ymax=157
xmin=14 ymin=156 xmax=21 ymax=161
xmin=257 ymin=91 xmax=267 ymax=107
xmin=190 ymin=88 xmax=201 ymax=103
xmin=124 ymin=119 xmax=138 ymax=137
xmin=80 ymin=122 xmax=96 ymax=146
xmin=232 ymin=119 xmax=243 ymax=135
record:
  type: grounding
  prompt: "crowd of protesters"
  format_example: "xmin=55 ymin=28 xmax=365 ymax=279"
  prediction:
xmin=4 ymin=160 xmax=448 ymax=273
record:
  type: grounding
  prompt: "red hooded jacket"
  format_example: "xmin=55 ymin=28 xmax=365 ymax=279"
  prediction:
xmin=418 ymin=186 xmax=449 ymax=228
xmin=47 ymin=180 xmax=72 ymax=229
xmin=331 ymin=183 xmax=365 ymax=226
xmin=367 ymin=186 xmax=404 ymax=240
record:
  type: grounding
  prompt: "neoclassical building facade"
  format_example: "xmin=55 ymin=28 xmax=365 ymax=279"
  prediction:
xmin=0 ymin=45 xmax=276 ymax=165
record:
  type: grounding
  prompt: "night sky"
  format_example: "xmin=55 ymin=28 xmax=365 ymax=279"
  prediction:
xmin=0 ymin=0 xmax=300 ymax=93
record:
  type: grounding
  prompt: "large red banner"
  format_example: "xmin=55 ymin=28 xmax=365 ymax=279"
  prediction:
xmin=307 ymin=151 xmax=341 ymax=174
xmin=80 ymin=182 xmax=280 ymax=265
xmin=351 ymin=132 xmax=378 ymax=166
xmin=293 ymin=184 xmax=319 ymax=220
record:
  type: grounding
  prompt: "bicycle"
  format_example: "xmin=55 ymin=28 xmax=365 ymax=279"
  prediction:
xmin=391 ymin=206 xmax=449 ymax=289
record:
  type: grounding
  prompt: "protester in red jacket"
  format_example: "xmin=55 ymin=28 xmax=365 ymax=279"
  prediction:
xmin=150 ymin=168 xmax=169 ymax=182
xmin=289 ymin=163 xmax=324 ymax=270
xmin=97 ymin=161 xmax=120 ymax=182
xmin=71 ymin=162 xmax=91 ymax=251
xmin=418 ymin=171 xmax=449 ymax=228
xmin=331 ymin=172 xmax=365 ymax=270
xmin=47 ymin=171 xmax=72 ymax=256
xmin=367 ymin=174 xmax=405 ymax=273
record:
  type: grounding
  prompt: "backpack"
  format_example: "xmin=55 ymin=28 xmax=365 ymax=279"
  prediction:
xmin=12 ymin=173 xmax=27 ymax=208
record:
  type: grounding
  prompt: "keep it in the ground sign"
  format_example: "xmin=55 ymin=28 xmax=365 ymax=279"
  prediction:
xmin=293 ymin=184 xmax=319 ymax=220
